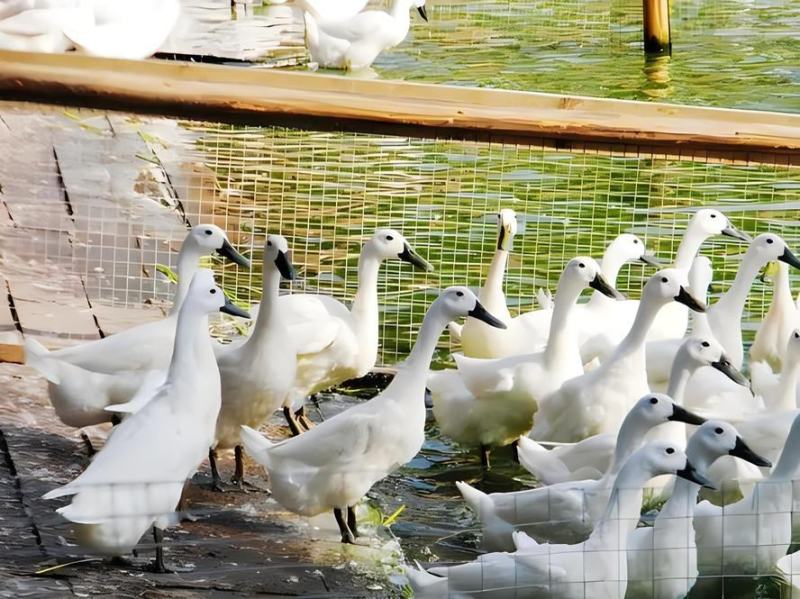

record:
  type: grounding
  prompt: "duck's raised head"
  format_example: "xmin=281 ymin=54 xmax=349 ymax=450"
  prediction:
xmin=748 ymin=233 xmax=800 ymax=271
xmin=366 ymin=229 xmax=433 ymax=272
xmin=644 ymin=268 xmax=706 ymax=312
xmin=187 ymin=224 xmax=251 ymax=269
xmin=629 ymin=393 xmax=706 ymax=428
xmin=437 ymin=287 xmax=506 ymax=329
xmin=605 ymin=233 xmax=660 ymax=267
xmin=186 ymin=269 xmax=250 ymax=319
xmin=495 ymin=209 xmax=517 ymax=251
xmin=690 ymin=420 xmax=771 ymax=469
xmin=676 ymin=337 xmax=747 ymax=386
xmin=564 ymin=256 xmax=625 ymax=300
xmin=631 ymin=441 xmax=714 ymax=488
xmin=264 ymin=234 xmax=295 ymax=280
xmin=689 ymin=209 xmax=751 ymax=242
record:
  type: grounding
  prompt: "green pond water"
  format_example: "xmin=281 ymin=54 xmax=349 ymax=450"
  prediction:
xmin=190 ymin=0 xmax=800 ymax=593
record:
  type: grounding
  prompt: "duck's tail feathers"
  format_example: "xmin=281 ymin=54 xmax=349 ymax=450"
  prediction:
xmin=239 ymin=425 xmax=274 ymax=469
xmin=404 ymin=563 xmax=448 ymax=598
xmin=447 ymin=321 xmax=463 ymax=344
xmin=512 ymin=530 xmax=540 ymax=551
xmin=455 ymin=481 xmax=487 ymax=515
xmin=536 ymin=288 xmax=554 ymax=310
xmin=43 ymin=484 xmax=78 ymax=501
xmin=516 ymin=436 xmax=569 ymax=485
xmin=24 ymin=338 xmax=61 ymax=384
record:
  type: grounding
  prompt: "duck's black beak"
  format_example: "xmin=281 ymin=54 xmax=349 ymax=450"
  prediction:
xmin=217 ymin=239 xmax=251 ymax=269
xmin=589 ymin=272 xmax=625 ymax=301
xmin=668 ymin=403 xmax=706 ymax=426
xmin=639 ymin=254 xmax=662 ymax=267
xmin=729 ymin=436 xmax=772 ymax=468
xmin=468 ymin=300 xmax=507 ymax=329
xmin=721 ymin=225 xmax=752 ymax=242
xmin=220 ymin=294 xmax=251 ymax=319
xmin=398 ymin=243 xmax=434 ymax=272
xmin=779 ymin=246 xmax=800 ymax=271
xmin=711 ymin=354 xmax=748 ymax=387
xmin=674 ymin=286 xmax=707 ymax=313
xmin=417 ymin=5 xmax=428 ymax=21
xmin=677 ymin=459 xmax=716 ymax=489
xmin=274 ymin=250 xmax=295 ymax=280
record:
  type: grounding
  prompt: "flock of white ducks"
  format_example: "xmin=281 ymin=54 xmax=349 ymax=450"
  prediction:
xmin=22 ymin=207 xmax=800 ymax=597
xmin=0 ymin=0 xmax=428 ymax=71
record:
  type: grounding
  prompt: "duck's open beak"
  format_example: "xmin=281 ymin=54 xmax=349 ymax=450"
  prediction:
xmin=668 ymin=403 xmax=706 ymax=426
xmin=677 ymin=459 xmax=716 ymax=489
xmin=275 ymin=250 xmax=295 ymax=280
xmin=497 ymin=224 xmax=514 ymax=251
xmin=779 ymin=246 xmax=800 ymax=271
xmin=468 ymin=300 xmax=507 ymax=329
xmin=674 ymin=286 xmax=707 ymax=312
xmin=711 ymin=354 xmax=748 ymax=387
xmin=417 ymin=5 xmax=428 ymax=21
xmin=589 ymin=272 xmax=625 ymax=301
xmin=721 ymin=225 xmax=752 ymax=242
xmin=220 ymin=294 xmax=251 ymax=319
xmin=639 ymin=254 xmax=662 ymax=267
xmin=729 ymin=436 xmax=772 ymax=468
xmin=398 ymin=243 xmax=434 ymax=272
xmin=217 ymin=239 xmax=251 ymax=269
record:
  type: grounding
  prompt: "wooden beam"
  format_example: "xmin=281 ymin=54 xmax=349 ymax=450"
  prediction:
xmin=0 ymin=50 xmax=798 ymax=164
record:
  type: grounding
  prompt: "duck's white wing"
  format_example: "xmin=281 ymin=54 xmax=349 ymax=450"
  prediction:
xmin=104 ymin=370 xmax=166 ymax=416
xmin=517 ymin=436 xmax=609 ymax=486
xmin=318 ymin=10 xmax=393 ymax=41
xmin=290 ymin=319 xmax=344 ymax=355
xmin=453 ymin=352 xmax=532 ymax=397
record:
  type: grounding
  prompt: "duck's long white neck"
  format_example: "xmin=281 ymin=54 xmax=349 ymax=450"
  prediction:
xmin=480 ymin=248 xmax=510 ymax=319
xmin=170 ymin=239 xmax=201 ymax=316
xmin=350 ymin=247 xmax=382 ymax=367
xmin=392 ymin=304 xmax=450 ymax=395
xmin=589 ymin=461 xmax=651 ymax=549
xmin=248 ymin=260 xmax=281 ymax=346
xmin=605 ymin=413 xmax=648 ymax=477
xmin=769 ymin=416 xmax=800 ymax=480
xmin=609 ymin=291 xmax=665 ymax=363
xmin=711 ymin=248 xmax=762 ymax=324
xmin=666 ymin=353 xmax=696 ymax=403
xmin=168 ymin=302 xmax=214 ymax=389
xmin=589 ymin=248 xmax=625 ymax=307
xmin=544 ymin=274 xmax=583 ymax=370
xmin=775 ymin=354 xmax=800 ymax=412
xmin=660 ymin=441 xmax=714 ymax=519
xmin=390 ymin=0 xmax=413 ymax=26
xmin=673 ymin=225 xmax=708 ymax=272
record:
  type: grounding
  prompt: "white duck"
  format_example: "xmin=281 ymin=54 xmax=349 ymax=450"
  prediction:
xmin=289 ymin=0 xmax=369 ymax=23
xmin=429 ymin=257 xmax=621 ymax=468
xmin=0 ymin=0 xmax=91 ymax=53
xmin=208 ymin=234 xmax=296 ymax=490
xmin=750 ymin=261 xmax=798 ymax=371
xmin=449 ymin=209 xmax=517 ymax=358
xmin=532 ymin=269 xmax=706 ymax=442
xmin=240 ymin=287 xmax=505 ymax=543
xmin=694 ymin=412 xmax=800 ymax=577
xmin=42 ymin=270 xmax=249 ymax=571
xmin=626 ymin=420 xmax=770 ymax=599
xmin=274 ymin=229 xmax=431 ymax=431
xmin=517 ymin=335 xmax=746 ymax=485
xmin=505 ymin=233 xmax=658 ymax=356
xmin=409 ymin=442 xmax=711 ymax=599
xmin=457 ymin=394 xmax=705 ymax=550
xmin=706 ymin=232 xmax=800 ymax=369
xmin=64 ymin=0 xmax=181 ymax=60
xmin=303 ymin=0 xmax=428 ymax=71
xmin=37 ymin=224 xmax=249 ymax=374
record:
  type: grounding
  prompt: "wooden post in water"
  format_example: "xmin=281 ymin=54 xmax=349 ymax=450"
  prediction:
xmin=643 ymin=0 xmax=671 ymax=55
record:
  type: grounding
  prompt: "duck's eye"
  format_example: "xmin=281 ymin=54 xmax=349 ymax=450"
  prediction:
xmin=795 ymin=332 xmax=800 ymax=339
xmin=456 ymin=291 xmax=464 ymax=297
xmin=633 ymin=239 xmax=639 ymax=244
xmin=210 ymin=289 xmax=217 ymax=294
xmin=386 ymin=235 xmax=394 ymax=241
xmin=578 ymin=263 xmax=585 ymax=268
xmin=715 ymin=427 xmax=724 ymax=434
xmin=649 ymin=397 xmax=658 ymax=404
xmin=701 ymin=341 xmax=710 ymax=348
xmin=710 ymin=214 xmax=717 ymax=218
xmin=767 ymin=238 xmax=774 ymax=244
xmin=661 ymin=277 xmax=668 ymax=283
xmin=666 ymin=447 xmax=675 ymax=454
xmin=267 ymin=241 xmax=272 ymax=246
xmin=205 ymin=229 xmax=213 ymax=235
